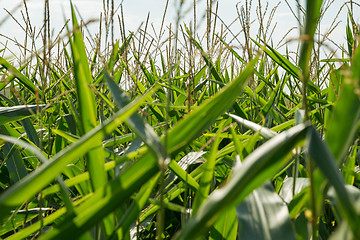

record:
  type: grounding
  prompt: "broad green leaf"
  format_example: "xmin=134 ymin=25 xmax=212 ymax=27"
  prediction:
xmin=165 ymin=151 xmax=205 ymax=192
xmin=279 ymin=177 xmax=310 ymax=204
xmin=102 ymin=133 xmax=134 ymax=147
xmin=21 ymin=118 xmax=40 ymax=147
xmin=327 ymin=185 xmax=360 ymax=240
xmin=236 ymin=181 xmax=296 ymax=240
xmin=288 ymin=187 xmax=310 ymax=219
xmin=51 ymin=129 xmax=78 ymax=143
xmin=41 ymin=147 xmax=149 ymax=197
xmin=174 ymin=123 xmax=310 ymax=239
xmin=294 ymin=212 xmax=311 ymax=240
xmin=167 ymin=160 xmax=199 ymax=191
xmin=62 ymin=164 xmax=90 ymax=196
xmin=307 ymin=128 xmax=360 ymax=237
xmin=270 ymin=119 xmax=296 ymax=132
xmin=209 ymin=206 xmax=238 ymax=240
xmin=251 ymin=38 xmax=300 ymax=80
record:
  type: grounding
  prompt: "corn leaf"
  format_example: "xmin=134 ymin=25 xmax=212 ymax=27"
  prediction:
xmin=175 ymin=123 xmax=310 ymax=239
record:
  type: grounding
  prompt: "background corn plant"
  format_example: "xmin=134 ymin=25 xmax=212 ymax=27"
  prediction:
xmin=1 ymin=0 xmax=360 ymax=239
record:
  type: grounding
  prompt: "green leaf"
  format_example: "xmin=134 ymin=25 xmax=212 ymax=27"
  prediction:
xmin=39 ymin=152 xmax=159 ymax=240
xmin=0 ymin=133 xmax=75 ymax=212
xmin=192 ymin=122 xmax=224 ymax=214
xmin=346 ymin=16 xmax=354 ymax=57
xmin=166 ymin=58 xmax=257 ymax=154
xmin=236 ymin=182 xmax=296 ymax=240
xmin=167 ymin=160 xmax=199 ymax=191
xmin=0 ymin=104 xmax=47 ymax=125
xmin=0 ymin=125 xmax=28 ymax=183
xmin=324 ymin=64 xmax=342 ymax=129
xmin=327 ymin=185 xmax=360 ymax=240
xmin=4 ymin=196 xmax=91 ymax=240
xmin=51 ymin=129 xmax=78 ymax=143
xmin=261 ymin=73 xmax=288 ymax=116
xmin=228 ymin=113 xmax=277 ymax=139
xmin=287 ymin=187 xmax=310 ymax=219
xmin=307 ymin=128 xmax=360 ymax=237
xmin=326 ymin=44 xmax=360 ymax=163
xmin=251 ymin=38 xmax=300 ymax=80
xmin=104 ymin=71 xmax=166 ymax=163
xmin=279 ymin=177 xmax=310 ymax=204
xmin=105 ymin=71 xmax=200 ymax=190
xmin=343 ymin=144 xmax=357 ymax=185
xmin=0 ymin=211 xmax=39 ymax=236
xmin=251 ymin=38 xmax=320 ymax=94
xmin=0 ymin=85 xmax=158 ymax=219
xmin=69 ymin=3 xmax=107 ymax=192
xmin=174 ymin=123 xmax=310 ymax=239
xmin=37 ymin=56 xmax=258 ymax=239
xmin=185 ymin=27 xmax=224 ymax=84
xmin=109 ymin=173 xmax=161 ymax=239
xmin=21 ymin=118 xmax=40 ymax=147
xmin=0 ymin=57 xmax=42 ymax=99
xmin=102 ymin=133 xmax=134 ymax=148
xmin=209 ymin=206 xmax=238 ymax=240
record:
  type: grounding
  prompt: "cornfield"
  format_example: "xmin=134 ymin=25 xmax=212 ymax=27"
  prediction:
xmin=1 ymin=0 xmax=360 ymax=239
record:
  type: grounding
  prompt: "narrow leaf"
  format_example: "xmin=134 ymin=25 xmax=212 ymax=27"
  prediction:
xmin=0 ymin=104 xmax=47 ymax=125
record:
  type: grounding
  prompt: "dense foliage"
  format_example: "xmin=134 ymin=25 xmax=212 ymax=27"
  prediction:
xmin=1 ymin=0 xmax=360 ymax=239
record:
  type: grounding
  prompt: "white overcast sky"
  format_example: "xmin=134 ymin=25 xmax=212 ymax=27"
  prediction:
xmin=0 ymin=0 xmax=357 ymax=58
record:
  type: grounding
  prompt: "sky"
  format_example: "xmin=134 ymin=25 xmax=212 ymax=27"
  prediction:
xmin=0 ymin=0 xmax=356 ymax=59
